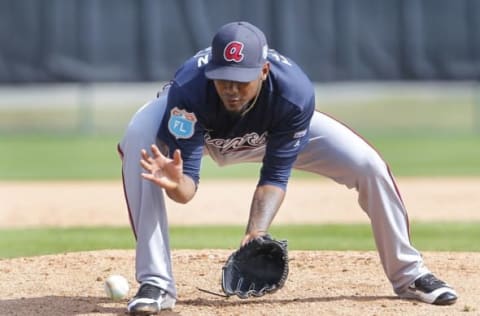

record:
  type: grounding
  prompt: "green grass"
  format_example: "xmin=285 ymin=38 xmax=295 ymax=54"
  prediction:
xmin=0 ymin=134 xmax=122 ymax=180
xmin=1 ymin=223 xmax=479 ymax=258
xmin=0 ymin=134 xmax=479 ymax=180
xmin=366 ymin=135 xmax=480 ymax=176
xmin=1 ymin=227 xmax=135 ymax=258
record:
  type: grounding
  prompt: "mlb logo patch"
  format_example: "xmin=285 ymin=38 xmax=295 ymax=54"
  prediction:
xmin=168 ymin=107 xmax=197 ymax=139
xmin=293 ymin=129 xmax=307 ymax=139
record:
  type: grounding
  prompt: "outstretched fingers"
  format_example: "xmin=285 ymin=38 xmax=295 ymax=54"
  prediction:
xmin=138 ymin=144 xmax=182 ymax=190
xmin=150 ymin=144 xmax=163 ymax=158
xmin=140 ymin=145 xmax=166 ymax=169
xmin=172 ymin=149 xmax=182 ymax=166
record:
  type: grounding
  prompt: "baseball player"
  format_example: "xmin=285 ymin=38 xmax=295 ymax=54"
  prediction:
xmin=118 ymin=21 xmax=457 ymax=315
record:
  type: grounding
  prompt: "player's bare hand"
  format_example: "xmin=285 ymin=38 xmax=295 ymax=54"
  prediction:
xmin=140 ymin=144 xmax=183 ymax=190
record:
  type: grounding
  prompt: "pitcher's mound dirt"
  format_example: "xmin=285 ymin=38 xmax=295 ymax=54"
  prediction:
xmin=0 ymin=250 xmax=478 ymax=315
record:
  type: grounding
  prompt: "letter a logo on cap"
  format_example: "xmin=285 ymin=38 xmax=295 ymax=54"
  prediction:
xmin=223 ymin=41 xmax=244 ymax=63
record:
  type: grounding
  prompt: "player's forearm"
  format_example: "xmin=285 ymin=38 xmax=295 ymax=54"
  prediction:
xmin=245 ymin=184 xmax=285 ymax=237
xmin=165 ymin=174 xmax=196 ymax=204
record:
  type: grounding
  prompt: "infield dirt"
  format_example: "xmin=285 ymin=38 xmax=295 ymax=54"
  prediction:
xmin=0 ymin=178 xmax=479 ymax=315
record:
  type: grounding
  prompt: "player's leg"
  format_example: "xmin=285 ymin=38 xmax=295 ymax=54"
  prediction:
xmin=293 ymin=111 xmax=456 ymax=305
xmin=118 ymin=89 xmax=176 ymax=313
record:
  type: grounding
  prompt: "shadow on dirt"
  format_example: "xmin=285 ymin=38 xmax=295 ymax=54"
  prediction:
xmin=0 ymin=296 xmax=180 ymax=316
xmin=0 ymin=294 xmax=400 ymax=315
xmin=179 ymin=294 xmax=400 ymax=307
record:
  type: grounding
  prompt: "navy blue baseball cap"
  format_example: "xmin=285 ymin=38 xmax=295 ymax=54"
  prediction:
xmin=205 ymin=21 xmax=268 ymax=83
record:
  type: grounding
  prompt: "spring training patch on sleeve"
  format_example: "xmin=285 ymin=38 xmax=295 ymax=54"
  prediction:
xmin=168 ymin=107 xmax=197 ymax=139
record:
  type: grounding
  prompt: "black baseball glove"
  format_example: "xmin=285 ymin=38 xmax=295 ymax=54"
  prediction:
xmin=221 ymin=235 xmax=289 ymax=299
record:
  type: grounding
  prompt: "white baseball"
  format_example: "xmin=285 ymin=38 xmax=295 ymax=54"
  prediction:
xmin=104 ymin=274 xmax=130 ymax=300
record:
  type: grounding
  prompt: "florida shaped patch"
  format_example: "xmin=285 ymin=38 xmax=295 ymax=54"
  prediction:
xmin=168 ymin=107 xmax=197 ymax=139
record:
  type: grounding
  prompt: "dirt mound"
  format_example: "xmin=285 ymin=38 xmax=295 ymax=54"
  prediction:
xmin=0 ymin=250 xmax=478 ymax=315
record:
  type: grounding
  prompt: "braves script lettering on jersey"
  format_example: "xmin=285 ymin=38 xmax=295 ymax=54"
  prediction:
xmin=204 ymin=131 xmax=268 ymax=154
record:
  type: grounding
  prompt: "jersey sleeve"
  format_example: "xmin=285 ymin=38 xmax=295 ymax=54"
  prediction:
xmin=162 ymin=83 xmax=205 ymax=186
xmin=258 ymin=95 xmax=315 ymax=190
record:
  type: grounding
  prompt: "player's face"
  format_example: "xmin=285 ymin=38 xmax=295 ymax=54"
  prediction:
xmin=214 ymin=79 xmax=260 ymax=112
xmin=214 ymin=63 xmax=270 ymax=113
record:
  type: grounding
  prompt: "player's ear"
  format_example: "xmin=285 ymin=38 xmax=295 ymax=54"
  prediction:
xmin=261 ymin=62 xmax=270 ymax=81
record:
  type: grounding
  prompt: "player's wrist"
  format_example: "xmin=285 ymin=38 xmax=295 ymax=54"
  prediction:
xmin=241 ymin=231 xmax=268 ymax=246
xmin=165 ymin=174 xmax=196 ymax=203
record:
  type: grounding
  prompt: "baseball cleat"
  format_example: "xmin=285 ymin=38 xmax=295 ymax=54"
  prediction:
xmin=127 ymin=283 xmax=175 ymax=315
xmin=399 ymin=273 xmax=457 ymax=305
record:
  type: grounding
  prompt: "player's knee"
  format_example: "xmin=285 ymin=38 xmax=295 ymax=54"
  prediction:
xmin=355 ymin=150 xmax=388 ymax=179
